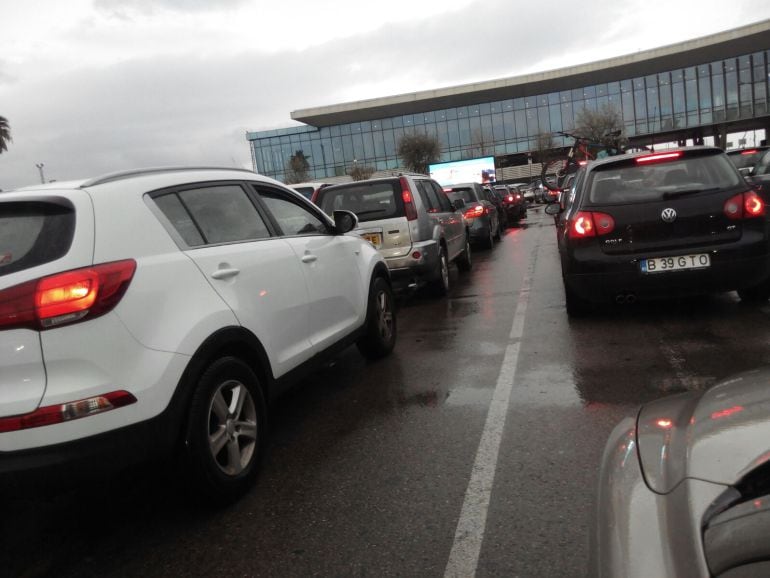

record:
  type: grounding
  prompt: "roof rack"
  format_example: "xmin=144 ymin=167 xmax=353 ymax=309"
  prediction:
xmin=80 ymin=166 xmax=256 ymax=188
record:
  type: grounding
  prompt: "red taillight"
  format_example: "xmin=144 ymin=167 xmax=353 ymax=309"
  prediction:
xmin=636 ymin=151 xmax=683 ymax=164
xmin=399 ymin=177 xmax=418 ymax=221
xmin=724 ymin=191 xmax=766 ymax=220
xmin=0 ymin=260 xmax=136 ymax=330
xmin=569 ymin=211 xmax=615 ymax=239
xmin=463 ymin=205 xmax=487 ymax=219
xmin=506 ymin=195 xmax=514 ymax=202
xmin=0 ymin=390 xmax=137 ymax=433
xmin=741 ymin=149 xmax=759 ymax=155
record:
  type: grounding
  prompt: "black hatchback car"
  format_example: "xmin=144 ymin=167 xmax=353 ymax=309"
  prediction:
xmin=546 ymin=147 xmax=770 ymax=315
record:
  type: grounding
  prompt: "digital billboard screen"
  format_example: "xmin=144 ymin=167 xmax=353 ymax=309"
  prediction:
xmin=428 ymin=157 xmax=496 ymax=186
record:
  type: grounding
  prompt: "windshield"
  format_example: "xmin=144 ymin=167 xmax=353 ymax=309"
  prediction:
xmin=587 ymin=153 xmax=743 ymax=204
xmin=446 ymin=187 xmax=476 ymax=204
xmin=317 ymin=182 xmax=401 ymax=222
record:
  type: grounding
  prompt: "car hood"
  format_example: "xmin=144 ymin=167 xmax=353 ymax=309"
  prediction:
xmin=637 ymin=367 xmax=770 ymax=494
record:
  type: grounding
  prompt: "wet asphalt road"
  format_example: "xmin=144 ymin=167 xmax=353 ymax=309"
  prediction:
xmin=5 ymin=207 xmax=770 ymax=577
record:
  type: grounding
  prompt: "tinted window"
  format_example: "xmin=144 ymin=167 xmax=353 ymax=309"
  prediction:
xmin=727 ymin=149 xmax=767 ymax=170
xmin=178 ymin=185 xmax=270 ymax=245
xmin=260 ymin=191 xmax=330 ymax=235
xmin=0 ymin=202 xmax=75 ymax=276
xmin=154 ymin=194 xmax=205 ymax=246
xmin=317 ymin=182 xmax=402 ymax=222
xmin=588 ymin=154 xmax=743 ymax=205
xmin=415 ymin=181 xmax=441 ymax=213
xmin=446 ymin=187 xmax=477 ymax=204
xmin=430 ymin=181 xmax=454 ymax=212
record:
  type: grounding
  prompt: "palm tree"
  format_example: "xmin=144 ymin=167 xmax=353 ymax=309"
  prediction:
xmin=0 ymin=116 xmax=12 ymax=154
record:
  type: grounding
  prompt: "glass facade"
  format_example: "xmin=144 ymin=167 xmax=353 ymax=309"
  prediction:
xmin=247 ymin=49 xmax=770 ymax=182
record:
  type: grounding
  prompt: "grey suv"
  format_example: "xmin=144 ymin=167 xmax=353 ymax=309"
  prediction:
xmin=315 ymin=175 xmax=471 ymax=296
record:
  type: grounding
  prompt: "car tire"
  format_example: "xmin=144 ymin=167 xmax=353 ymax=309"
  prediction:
xmin=429 ymin=247 xmax=450 ymax=297
xmin=738 ymin=278 xmax=770 ymax=303
xmin=456 ymin=235 xmax=472 ymax=272
xmin=565 ymin=281 xmax=590 ymax=317
xmin=184 ymin=356 xmax=266 ymax=503
xmin=357 ymin=276 xmax=397 ymax=360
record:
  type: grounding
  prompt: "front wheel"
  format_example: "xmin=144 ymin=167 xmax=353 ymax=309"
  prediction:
xmin=357 ymin=276 xmax=397 ymax=359
xmin=184 ymin=357 xmax=266 ymax=503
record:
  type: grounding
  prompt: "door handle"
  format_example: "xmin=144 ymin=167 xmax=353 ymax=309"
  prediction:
xmin=211 ymin=267 xmax=240 ymax=280
xmin=301 ymin=254 xmax=318 ymax=263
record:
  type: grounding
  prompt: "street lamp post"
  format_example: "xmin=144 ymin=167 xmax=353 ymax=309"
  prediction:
xmin=35 ymin=163 xmax=45 ymax=184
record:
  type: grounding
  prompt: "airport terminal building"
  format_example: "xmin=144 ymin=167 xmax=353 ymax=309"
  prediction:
xmin=247 ymin=20 xmax=770 ymax=183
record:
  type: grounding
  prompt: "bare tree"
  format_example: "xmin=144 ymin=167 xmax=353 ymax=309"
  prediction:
xmin=533 ymin=133 xmax=564 ymax=187
xmin=0 ymin=116 xmax=12 ymax=154
xmin=573 ymin=104 xmax=627 ymax=153
xmin=348 ymin=162 xmax=375 ymax=181
xmin=397 ymin=132 xmax=441 ymax=174
xmin=285 ymin=150 xmax=310 ymax=184
xmin=468 ymin=129 xmax=493 ymax=158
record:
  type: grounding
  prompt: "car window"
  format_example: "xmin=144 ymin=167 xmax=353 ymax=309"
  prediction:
xmin=316 ymin=181 xmax=401 ymax=222
xmin=415 ymin=180 xmax=442 ymax=213
xmin=0 ymin=201 xmax=75 ymax=277
xmin=446 ymin=187 xmax=476 ymax=204
xmin=587 ymin=154 xmax=743 ymax=205
xmin=259 ymin=190 xmax=331 ymax=236
xmin=430 ymin=181 xmax=454 ymax=212
xmin=163 ymin=185 xmax=270 ymax=246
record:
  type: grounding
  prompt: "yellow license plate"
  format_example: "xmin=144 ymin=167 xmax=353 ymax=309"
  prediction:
xmin=361 ymin=232 xmax=382 ymax=248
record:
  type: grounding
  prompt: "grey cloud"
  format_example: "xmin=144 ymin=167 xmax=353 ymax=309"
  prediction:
xmin=93 ymin=0 xmax=248 ymax=17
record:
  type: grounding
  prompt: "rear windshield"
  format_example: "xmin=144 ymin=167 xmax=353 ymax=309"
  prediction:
xmin=317 ymin=182 xmax=402 ymax=222
xmin=0 ymin=201 xmax=76 ymax=277
xmin=446 ymin=187 xmax=476 ymax=204
xmin=727 ymin=150 xmax=766 ymax=170
xmin=587 ymin=154 xmax=743 ymax=205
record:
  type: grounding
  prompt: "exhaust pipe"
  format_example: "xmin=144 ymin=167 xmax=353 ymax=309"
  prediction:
xmin=615 ymin=293 xmax=637 ymax=305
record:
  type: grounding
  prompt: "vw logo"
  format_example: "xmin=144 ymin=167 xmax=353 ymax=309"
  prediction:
xmin=661 ymin=208 xmax=677 ymax=223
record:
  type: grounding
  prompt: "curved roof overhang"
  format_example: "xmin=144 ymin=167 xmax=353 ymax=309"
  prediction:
xmin=291 ymin=19 xmax=770 ymax=127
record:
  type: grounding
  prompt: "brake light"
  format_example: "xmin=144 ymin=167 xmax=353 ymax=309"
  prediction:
xmin=399 ymin=177 xmax=418 ymax=221
xmin=741 ymin=150 xmax=759 ymax=155
xmin=463 ymin=205 xmax=487 ymax=219
xmin=636 ymin=151 xmax=683 ymax=164
xmin=569 ymin=211 xmax=615 ymax=239
xmin=0 ymin=390 xmax=137 ymax=433
xmin=506 ymin=195 xmax=514 ymax=202
xmin=724 ymin=191 xmax=766 ymax=219
xmin=0 ymin=260 xmax=136 ymax=331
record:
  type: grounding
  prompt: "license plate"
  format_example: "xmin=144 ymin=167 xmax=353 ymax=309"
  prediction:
xmin=361 ymin=232 xmax=382 ymax=248
xmin=640 ymin=253 xmax=711 ymax=274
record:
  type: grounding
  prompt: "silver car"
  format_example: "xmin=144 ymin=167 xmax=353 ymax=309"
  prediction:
xmin=315 ymin=175 xmax=471 ymax=296
xmin=593 ymin=367 xmax=770 ymax=577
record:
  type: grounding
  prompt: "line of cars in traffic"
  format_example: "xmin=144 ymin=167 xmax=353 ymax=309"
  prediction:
xmin=541 ymin=145 xmax=770 ymax=576
xmin=303 ymin=176 xmax=528 ymax=297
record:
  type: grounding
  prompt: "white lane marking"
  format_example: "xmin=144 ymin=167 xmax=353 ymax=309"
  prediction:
xmin=444 ymin=226 xmax=541 ymax=578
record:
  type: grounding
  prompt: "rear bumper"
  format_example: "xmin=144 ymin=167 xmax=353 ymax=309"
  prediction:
xmin=0 ymin=406 xmax=181 ymax=489
xmin=385 ymin=240 xmax=440 ymax=292
xmin=565 ymin=246 xmax=770 ymax=303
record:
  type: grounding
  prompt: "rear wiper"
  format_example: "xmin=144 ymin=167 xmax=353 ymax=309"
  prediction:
xmin=662 ymin=187 xmax=721 ymax=199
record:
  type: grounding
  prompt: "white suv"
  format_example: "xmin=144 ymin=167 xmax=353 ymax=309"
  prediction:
xmin=0 ymin=167 xmax=396 ymax=500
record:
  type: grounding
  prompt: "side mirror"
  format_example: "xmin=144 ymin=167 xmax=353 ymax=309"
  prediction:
xmin=451 ymin=199 xmax=466 ymax=211
xmin=544 ymin=203 xmax=562 ymax=216
xmin=333 ymin=210 xmax=359 ymax=234
xmin=739 ymin=167 xmax=755 ymax=177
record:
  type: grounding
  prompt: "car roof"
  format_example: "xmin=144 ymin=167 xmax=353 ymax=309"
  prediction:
xmin=11 ymin=166 xmax=282 ymax=195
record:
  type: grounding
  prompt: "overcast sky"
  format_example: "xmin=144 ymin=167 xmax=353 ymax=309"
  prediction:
xmin=2 ymin=0 xmax=770 ymax=189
